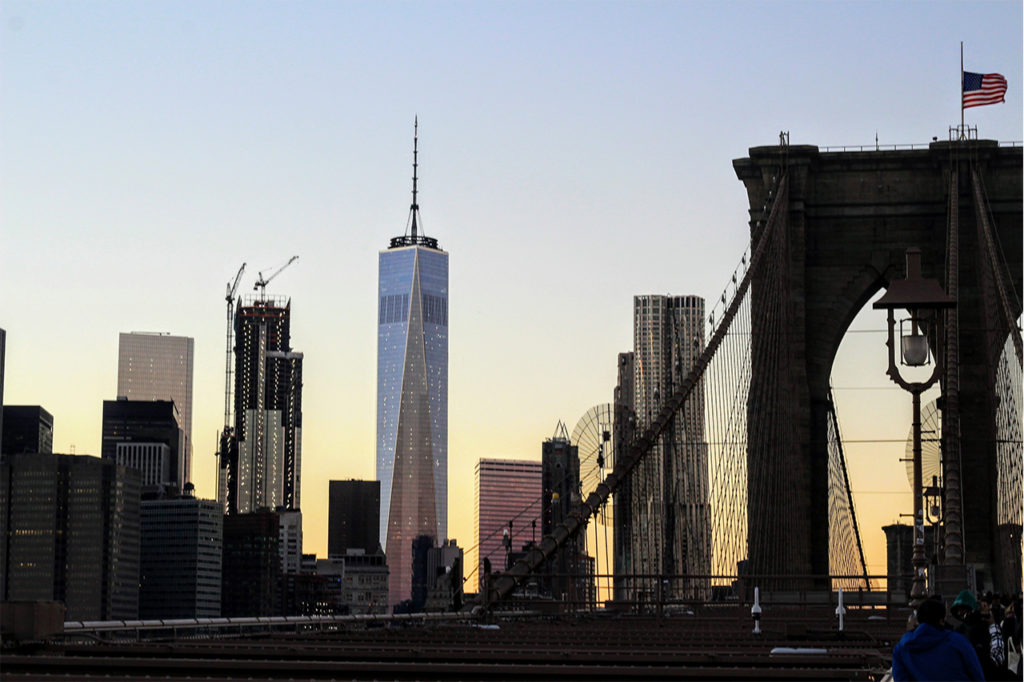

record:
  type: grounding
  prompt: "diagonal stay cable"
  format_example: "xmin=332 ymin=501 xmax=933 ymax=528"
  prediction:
xmin=485 ymin=170 xmax=790 ymax=606
xmin=971 ymin=166 xmax=1023 ymax=367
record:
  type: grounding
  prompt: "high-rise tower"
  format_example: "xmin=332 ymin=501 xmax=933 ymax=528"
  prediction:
xmin=1 ymin=453 xmax=142 ymax=620
xmin=377 ymin=119 xmax=448 ymax=607
xmin=101 ymin=399 xmax=183 ymax=491
xmin=117 ymin=332 xmax=194 ymax=483
xmin=218 ymin=297 xmax=303 ymax=515
xmin=542 ymin=426 xmax=589 ymax=602
xmin=627 ymin=295 xmax=711 ymax=599
xmin=475 ymin=459 xmax=542 ymax=579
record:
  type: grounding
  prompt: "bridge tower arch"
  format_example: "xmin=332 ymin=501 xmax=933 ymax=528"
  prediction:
xmin=734 ymin=140 xmax=1022 ymax=592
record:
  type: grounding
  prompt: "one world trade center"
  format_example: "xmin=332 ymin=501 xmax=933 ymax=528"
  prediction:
xmin=376 ymin=120 xmax=448 ymax=607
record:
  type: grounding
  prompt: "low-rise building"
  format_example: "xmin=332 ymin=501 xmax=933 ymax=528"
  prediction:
xmin=316 ymin=548 xmax=388 ymax=614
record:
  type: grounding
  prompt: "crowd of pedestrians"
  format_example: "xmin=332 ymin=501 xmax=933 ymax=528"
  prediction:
xmin=892 ymin=590 xmax=1023 ymax=681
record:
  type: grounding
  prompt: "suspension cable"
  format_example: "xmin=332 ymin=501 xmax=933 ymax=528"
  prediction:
xmin=485 ymin=169 xmax=791 ymax=607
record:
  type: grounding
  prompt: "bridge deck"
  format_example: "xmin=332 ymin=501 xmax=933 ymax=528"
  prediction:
xmin=5 ymin=607 xmax=908 ymax=680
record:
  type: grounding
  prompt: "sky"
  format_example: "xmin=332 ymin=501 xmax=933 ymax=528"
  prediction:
xmin=2 ymin=1 xmax=1021 ymax=588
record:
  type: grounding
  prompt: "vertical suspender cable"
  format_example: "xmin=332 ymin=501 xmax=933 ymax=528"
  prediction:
xmin=487 ymin=171 xmax=789 ymax=606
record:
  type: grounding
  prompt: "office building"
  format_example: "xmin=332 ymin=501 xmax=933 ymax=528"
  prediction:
xmin=612 ymin=352 xmax=636 ymax=601
xmin=1 ymin=405 xmax=53 ymax=455
xmin=221 ymin=511 xmax=282 ymax=617
xmin=423 ymin=539 xmax=464 ymax=612
xmin=328 ymin=480 xmax=380 ymax=558
xmin=428 ymin=538 xmax=462 ymax=587
xmin=282 ymin=571 xmax=336 ymax=616
xmin=102 ymin=399 xmax=183 ymax=492
xmin=117 ymin=332 xmax=195 ymax=483
xmin=377 ymin=122 xmax=448 ymax=607
xmin=279 ymin=509 xmax=303 ymax=575
xmin=116 ymin=442 xmax=173 ymax=488
xmin=475 ymin=459 xmax=542 ymax=578
xmin=627 ymin=295 xmax=711 ymax=599
xmin=316 ymin=548 xmax=389 ymax=615
xmin=221 ymin=509 xmax=305 ymax=617
xmin=542 ymin=425 xmax=590 ymax=602
xmin=409 ymin=534 xmax=435 ymax=611
xmin=139 ymin=490 xmax=223 ymax=618
xmin=407 ymin=535 xmax=463 ymax=612
xmin=0 ymin=453 xmax=141 ymax=620
xmin=219 ymin=297 xmax=303 ymax=514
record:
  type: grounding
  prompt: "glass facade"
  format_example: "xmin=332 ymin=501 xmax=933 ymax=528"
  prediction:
xmin=140 ymin=497 xmax=222 ymax=618
xmin=101 ymin=399 xmax=183 ymax=491
xmin=117 ymin=332 xmax=194 ymax=482
xmin=328 ymin=479 xmax=380 ymax=558
xmin=629 ymin=295 xmax=711 ymax=599
xmin=0 ymin=405 xmax=54 ymax=455
xmin=221 ymin=511 xmax=281 ymax=617
xmin=0 ymin=453 xmax=141 ymax=620
xmin=474 ymin=459 xmax=542 ymax=589
xmin=377 ymin=243 xmax=448 ymax=606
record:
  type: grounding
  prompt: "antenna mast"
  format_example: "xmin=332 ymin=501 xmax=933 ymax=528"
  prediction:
xmin=410 ymin=116 xmax=420 ymax=238
xmin=388 ymin=118 xmax=439 ymax=250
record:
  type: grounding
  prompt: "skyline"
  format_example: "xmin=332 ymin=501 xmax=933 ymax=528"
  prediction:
xmin=2 ymin=1 xmax=1021 ymax=579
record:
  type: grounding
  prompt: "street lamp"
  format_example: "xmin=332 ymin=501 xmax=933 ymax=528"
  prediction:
xmin=873 ymin=247 xmax=955 ymax=607
xmin=923 ymin=475 xmax=943 ymax=528
xmin=924 ymin=474 xmax=944 ymax=580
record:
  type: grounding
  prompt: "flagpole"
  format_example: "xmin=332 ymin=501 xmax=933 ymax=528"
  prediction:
xmin=960 ymin=42 xmax=964 ymax=136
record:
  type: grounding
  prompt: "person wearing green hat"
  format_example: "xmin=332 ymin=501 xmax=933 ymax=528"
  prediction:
xmin=951 ymin=590 xmax=979 ymax=623
xmin=951 ymin=589 xmax=1013 ymax=680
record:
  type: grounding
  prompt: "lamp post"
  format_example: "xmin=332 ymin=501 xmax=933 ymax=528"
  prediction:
xmin=924 ymin=474 xmax=944 ymax=580
xmin=874 ymin=248 xmax=956 ymax=607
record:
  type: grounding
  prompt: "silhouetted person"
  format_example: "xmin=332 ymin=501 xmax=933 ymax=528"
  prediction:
xmin=1002 ymin=599 xmax=1022 ymax=653
xmin=1002 ymin=599 xmax=1023 ymax=679
xmin=892 ymin=597 xmax=984 ymax=681
xmin=989 ymin=593 xmax=1006 ymax=626
xmin=953 ymin=589 xmax=1012 ymax=680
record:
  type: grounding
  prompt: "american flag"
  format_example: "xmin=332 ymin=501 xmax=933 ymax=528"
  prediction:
xmin=962 ymin=71 xmax=1007 ymax=109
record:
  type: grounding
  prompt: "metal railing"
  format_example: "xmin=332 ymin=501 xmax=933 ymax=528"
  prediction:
xmin=61 ymin=610 xmax=492 ymax=640
xmin=485 ymin=571 xmax=913 ymax=615
xmin=819 ymin=140 xmax=1022 ymax=152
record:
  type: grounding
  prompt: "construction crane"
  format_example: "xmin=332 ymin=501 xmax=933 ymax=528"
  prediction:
xmin=254 ymin=255 xmax=299 ymax=301
xmin=223 ymin=262 xmax=246 ymax=432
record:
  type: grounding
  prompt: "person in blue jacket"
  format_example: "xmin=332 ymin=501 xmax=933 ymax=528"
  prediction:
xmin=892 ymin=597 xmax=985 ymax=681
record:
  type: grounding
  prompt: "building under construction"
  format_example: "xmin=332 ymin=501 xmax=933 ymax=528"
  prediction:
xmin=218 ymin=295 xmax=303 ymax=515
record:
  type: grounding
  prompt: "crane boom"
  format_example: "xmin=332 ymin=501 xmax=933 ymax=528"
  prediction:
xmin=226 ymin=262 xmax=246 ymax=303
xmin=254 ymin=255 xmax=299 ymax=299
xmin=224 ymin=262 xmax=246 ymax=432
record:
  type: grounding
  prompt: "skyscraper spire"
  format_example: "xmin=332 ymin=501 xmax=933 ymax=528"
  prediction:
xmin=410 ymin=116 xmax=419 ymax=239
xmin=388 ymin=117 xmax=438 ymax=250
